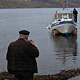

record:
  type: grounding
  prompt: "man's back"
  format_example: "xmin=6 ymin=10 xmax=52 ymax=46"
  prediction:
xmin=7 ymin=38 xmax=39 ymax=73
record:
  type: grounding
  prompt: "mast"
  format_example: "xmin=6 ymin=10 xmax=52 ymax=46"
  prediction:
xmin=63 ymin=0 xmax=69 ymax=10
xmin=63 ymin=0 xmax=66 ymax=10
xmin=67 ymin=0 xmax=68 ymax=8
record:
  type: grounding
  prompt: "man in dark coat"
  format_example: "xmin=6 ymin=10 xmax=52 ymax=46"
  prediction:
xmin=6 ymin=30 xmax=39 ymax=80
xmin=73 ymin=8 xmax=78 ymax=23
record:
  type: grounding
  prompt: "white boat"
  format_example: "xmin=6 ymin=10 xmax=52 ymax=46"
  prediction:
xmin=47 ymin=12 xmax=77 ymax=35
xmin=47 ymin=0 xmax=77 ymax=36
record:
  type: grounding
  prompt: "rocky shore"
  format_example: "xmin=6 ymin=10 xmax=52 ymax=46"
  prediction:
xmin=1 ymin=68 xmax=80 ymax=80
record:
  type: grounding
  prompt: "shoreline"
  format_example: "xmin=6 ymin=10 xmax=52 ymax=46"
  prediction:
xmin=0 ymin=68 xmax=80 ymax=80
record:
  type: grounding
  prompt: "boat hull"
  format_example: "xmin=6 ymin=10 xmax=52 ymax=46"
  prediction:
xmin=51 ymin=23 xmax=76 ymax=34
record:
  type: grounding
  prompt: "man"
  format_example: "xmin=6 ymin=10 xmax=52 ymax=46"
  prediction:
xmin=6 ymin=30 xmax=39 ymax=80
xmin=73 ymin=8 xmax=78 ymax=23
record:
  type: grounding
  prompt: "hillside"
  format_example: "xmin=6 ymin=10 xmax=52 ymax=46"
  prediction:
xmin=0 ymin=0 xmax=80 ymax=8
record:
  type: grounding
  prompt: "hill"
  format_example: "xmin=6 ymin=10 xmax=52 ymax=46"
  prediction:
xmin=0 ymin=0 xmax=80 ymax=8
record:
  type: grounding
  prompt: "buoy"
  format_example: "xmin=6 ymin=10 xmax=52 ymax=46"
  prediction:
xmin=73 ymin=28 xmax=77 ymax=35
xmin=52 ymin=29 xmax=58 ymax=36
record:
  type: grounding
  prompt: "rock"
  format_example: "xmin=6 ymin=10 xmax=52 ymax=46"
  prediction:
xmin=1 ymin=68 xmax=80 ymax=80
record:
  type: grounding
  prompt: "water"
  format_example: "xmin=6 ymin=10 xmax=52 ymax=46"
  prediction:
xmin=69 ymin=76 xmax=80 ymax=80
xmin=0 ymin=8 xmax=80 ymax=77
xmin=68 ymin=76 xmax=80 ymax=80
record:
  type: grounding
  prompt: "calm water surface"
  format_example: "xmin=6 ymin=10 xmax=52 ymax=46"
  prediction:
xmin=0 ymin=8 xmax=80 ymax=76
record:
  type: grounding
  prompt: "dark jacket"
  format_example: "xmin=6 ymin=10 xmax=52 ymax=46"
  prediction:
xmin=73 ymin=9 xmax=78 ymax=16
xmin=6 ymin=38 xmax=39 ymax=73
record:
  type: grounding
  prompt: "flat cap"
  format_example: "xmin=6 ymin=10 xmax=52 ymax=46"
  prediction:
xmin=19 ymin=30 xmax=30 ymax=35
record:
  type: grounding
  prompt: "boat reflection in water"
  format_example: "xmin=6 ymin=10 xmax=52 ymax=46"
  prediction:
xmin=51 ymin=34 xmax=78 ymax=71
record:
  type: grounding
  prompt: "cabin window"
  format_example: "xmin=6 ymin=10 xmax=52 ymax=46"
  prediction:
xmin=69 ymin=14 xmax=72 ymax=19
xmin=63 ymin=14 xmax=67 ymax=19
xmin=55 ymin=15 xmax=57 ymax=19
xmin=58 ymin=14 xmax=62 ymax=19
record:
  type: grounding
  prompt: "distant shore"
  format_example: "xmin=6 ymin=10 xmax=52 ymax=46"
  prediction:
xmin=0 ymin=0 xmax=80 ymax=9
xmin=0 ymin=7 xmax=79 ymax=9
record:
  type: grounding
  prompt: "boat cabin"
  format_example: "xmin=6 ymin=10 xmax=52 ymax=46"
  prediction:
xmin=54 ymin=13 xmax=73 ymax=21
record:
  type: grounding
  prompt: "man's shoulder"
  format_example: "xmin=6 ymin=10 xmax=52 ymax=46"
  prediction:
xmin=9 ymin=39 xmax=31 ymax=47
xmin=10 ymin=38 xmax=24 ymax=44
xmin=10 ymin=40 xmax=17 ymax=46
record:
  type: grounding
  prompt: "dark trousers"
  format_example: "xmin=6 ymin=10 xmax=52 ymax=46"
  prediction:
xmin=74 ymin=15 xmax=77 ymax=22
xmin=14 ymin=71 xmax=34 ymax=80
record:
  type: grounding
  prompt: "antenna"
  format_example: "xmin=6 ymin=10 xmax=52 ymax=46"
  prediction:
xmin=67 ymin=0 xmax=68 ymax=8
xmin=63 ymin=0 xmax=66 ymax=10
xmin=63 ymin=0 xmax=70 ymax=10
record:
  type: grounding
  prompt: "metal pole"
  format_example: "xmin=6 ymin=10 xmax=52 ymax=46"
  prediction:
xmin=67 ymin=0 xmax=68 ymax=8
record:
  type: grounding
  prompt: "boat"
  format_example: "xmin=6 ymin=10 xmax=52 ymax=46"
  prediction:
xmin=47 ymin=11 xmax=77 ymax=36
xmin=47 ymin=0 xmax=77 ymax=36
